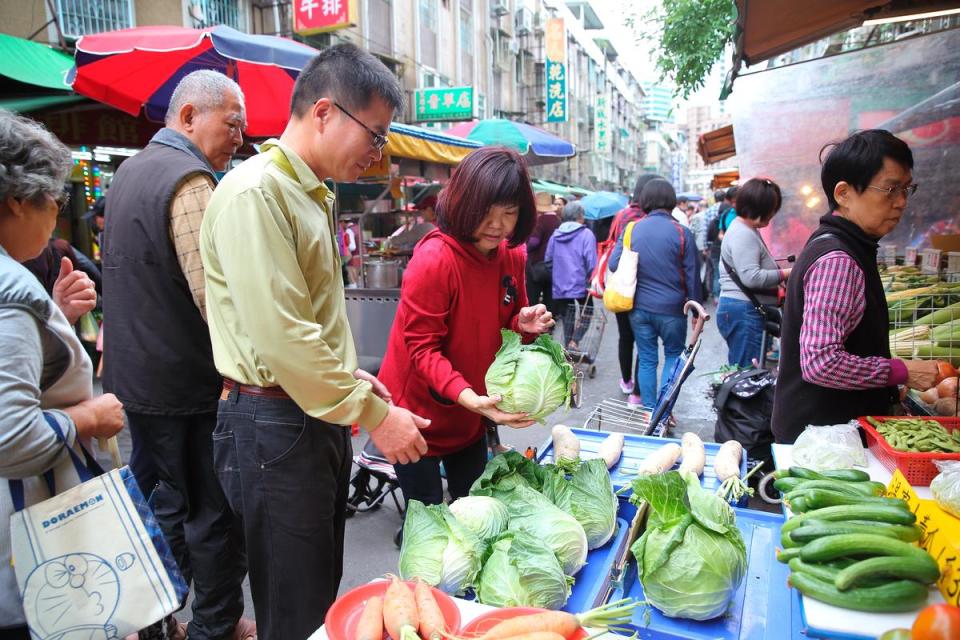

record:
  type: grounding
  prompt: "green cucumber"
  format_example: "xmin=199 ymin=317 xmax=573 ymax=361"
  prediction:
xmin=789 ymin=521 xmax=921 ymax=544
xmin=800 ymin=534 xmax=930 ymax=563
xmin=796 ymin=490 xmax=906 ymax=512
xmin=786 ymin=467 xmax=871 ymax=482
xmin=774 ymin=477 xmax=806 ymax=492
xmin=788 ymin=572 xmax=930 ymax=612
xmin=783 ymin=480 xmax=885 ymax=498
xmin=788 ymin=558 xmax=841 ymax=583
xmin=777 ymin=547 xmax=803 ymax=563
xmin=834 ymin=555 xmax=941 ymax=591
xmin=781 ymin=504 xmax=916 ymax=534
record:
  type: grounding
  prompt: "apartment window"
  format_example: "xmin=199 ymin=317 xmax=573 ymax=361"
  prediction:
xmin=190 ymin=0 xmax=243 ymax=29
xmin=419 ymin=0 xmax=438 ymax=69
xmin=56 ymin=0 xmax=134 ymax=39
xmin=459 ymin=0 xmax=473 ymax=85
xmin=368 ymin=0 xmax=392 ymax=55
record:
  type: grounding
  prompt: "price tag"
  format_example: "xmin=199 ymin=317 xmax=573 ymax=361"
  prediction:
xmin=878 ymin=244 xmax=897 ymax=266
xmin=905 ymin=247 xmax=918 ymax=266
xmin=888 ymin=470 xmax=960 ymax=606
xmin=920 ymin=248 xmax=942 ymax=274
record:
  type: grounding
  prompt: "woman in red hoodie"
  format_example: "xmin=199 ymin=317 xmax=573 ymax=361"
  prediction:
xmin=378 ymin=147 xmax=555 ymax=506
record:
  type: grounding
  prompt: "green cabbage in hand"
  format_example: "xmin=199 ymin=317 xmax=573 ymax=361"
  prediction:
xmin=629 ymin=471 xmax=747 ymax=621
xmin=476 ymin=530 xmax=570 ymax=609
xmin=449 ymin=496 xmax=509 ymax=541
xmin=398 ymin=500 xmax=485 ymax=595
xmin=485 ymin=330 xmax=574 ymax=422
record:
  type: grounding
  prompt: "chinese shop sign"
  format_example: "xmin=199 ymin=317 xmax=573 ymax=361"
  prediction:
xmin=414 ymin=87 xmax=474 ymax=122
xmin=545 ymin=18 xmax=567 ymax=123
xmin=294 ymin=0 xmax=355 ymax=35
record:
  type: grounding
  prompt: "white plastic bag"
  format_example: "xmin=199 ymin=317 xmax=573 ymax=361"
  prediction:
xmin=930 ymin=460 xmax=960 ymax=519
xmin=792 ymin=422 xmax=867 ymax=470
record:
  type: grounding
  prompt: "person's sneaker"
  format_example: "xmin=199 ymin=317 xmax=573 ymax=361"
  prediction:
xmin=627 ymin=393 xmax=643 ymax=407
xmin=619 ymin=378 xmax=634 ymax=394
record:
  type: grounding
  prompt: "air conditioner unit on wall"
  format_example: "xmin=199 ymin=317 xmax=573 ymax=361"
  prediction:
xmin=491 ymin=2 xmax=509 ymax=18
xmin=515 ymin=8 xmax=533 ymax=35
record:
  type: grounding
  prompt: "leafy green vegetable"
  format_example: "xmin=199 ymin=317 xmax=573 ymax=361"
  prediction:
xmin=541 ymin=458 xmax=618 ymax=550
xmin=398 ymin=500 xmax=485 ymax=595
xmin=629 ymin=471 xmax=747 ymax=620
xmin=470 ymin=450 xmax=547 ymax=495
xmin=485 ymin=330 xmax=574 ymax=422
xmin=476 ymin=530 xmax=571 ymax=610
xmin=448 ymin=496 xmax=509 ymax=541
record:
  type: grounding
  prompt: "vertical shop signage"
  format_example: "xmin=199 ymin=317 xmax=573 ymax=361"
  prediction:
xmin=545 ymin=18 xmax=567 ymax=123
xmin=595 ymin=93 xmax=609 ymax=153
xmin=294 ymin=0 xmax=356 ymax=35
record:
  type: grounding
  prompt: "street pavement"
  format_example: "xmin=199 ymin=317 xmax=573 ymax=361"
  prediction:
xmin=97 ymin=299 xmax=742 ymax=625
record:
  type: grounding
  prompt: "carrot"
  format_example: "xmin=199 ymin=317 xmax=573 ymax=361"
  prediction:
xmin=355 ymin=595 xmax=384 ymax=640
xmin=383 ymin=575 xmax=420 ymax=640
xmin=473 ymin=599 xmax=639 ymax=640
xmin=414 ymin=579 xmax=445 ymax=640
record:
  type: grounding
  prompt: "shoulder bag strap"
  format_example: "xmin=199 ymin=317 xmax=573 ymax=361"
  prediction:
xmin=721 ymin=255 xmax=769 ymax=315
xmin=669 ymin=219 xmax=688 ymax=301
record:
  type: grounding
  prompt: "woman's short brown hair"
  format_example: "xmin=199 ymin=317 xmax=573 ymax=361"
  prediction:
xmin=436 ymin=147 xmax=536 ymax=248
xmin=736 ymin=177 xmax=782 ymax=221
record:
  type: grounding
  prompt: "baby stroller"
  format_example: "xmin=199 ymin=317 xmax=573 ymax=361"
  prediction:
xmin=585 ymin=301 xmax=710 ymax=437
xmin=346 ymin=438 xmax=404 ymax=517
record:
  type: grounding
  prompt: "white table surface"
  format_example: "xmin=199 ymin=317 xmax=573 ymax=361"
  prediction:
xmin=771 ymin=444 xmax=944 ymax=639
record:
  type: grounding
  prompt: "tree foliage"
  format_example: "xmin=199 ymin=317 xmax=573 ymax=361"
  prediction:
xmin=629 ymin=0 xmax=738 ymax=99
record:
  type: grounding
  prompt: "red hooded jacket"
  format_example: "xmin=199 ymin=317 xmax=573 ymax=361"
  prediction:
xmin=378 ymin=229 xmax=529 ymax=456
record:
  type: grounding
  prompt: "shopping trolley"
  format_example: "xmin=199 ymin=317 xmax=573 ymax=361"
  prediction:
xmin=561 ymin=301 xmax=608 ymax=410
xmin=584 ymin=301 xmax=710 ymax=437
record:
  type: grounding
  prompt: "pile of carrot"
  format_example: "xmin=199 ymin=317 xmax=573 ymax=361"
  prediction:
xmin=455 ymin=598 xmax=639 ymax=640
xmin=356 ymin=576 xmax=448 ymax=640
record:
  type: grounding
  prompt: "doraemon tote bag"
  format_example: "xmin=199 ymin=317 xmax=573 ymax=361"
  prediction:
xmin=9 ymin=417 xmax=187 ymax=639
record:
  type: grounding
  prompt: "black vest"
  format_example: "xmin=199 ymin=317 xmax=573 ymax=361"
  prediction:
xmin=102 ymin=141 xmax=220 ymax=414
xmin=771 ymin=214 xmax=897 ymax=443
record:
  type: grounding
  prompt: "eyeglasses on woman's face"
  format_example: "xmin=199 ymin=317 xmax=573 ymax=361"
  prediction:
xmin=866 ymin=182 xmax=918 ymax=201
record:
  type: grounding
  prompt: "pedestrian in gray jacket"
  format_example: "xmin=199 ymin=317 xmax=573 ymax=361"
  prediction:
xmin=0 ymin=109 xmax=124 ymax=637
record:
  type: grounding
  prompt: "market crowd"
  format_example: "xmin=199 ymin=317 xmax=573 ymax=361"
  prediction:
xmin=0 ymin=42 xmax=942 ymax=640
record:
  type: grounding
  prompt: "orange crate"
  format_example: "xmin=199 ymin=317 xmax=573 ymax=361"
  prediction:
xmin=859 ymin=416 xmax=960 ymax=486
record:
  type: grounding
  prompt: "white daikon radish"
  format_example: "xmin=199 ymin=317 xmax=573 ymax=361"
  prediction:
xmin=677 ymin=432 xmax=706 ymax=476
xmin=637 ymin=443 xmax=682 ymax=475
xmin=552 ymin=424 xmax=581 ymax=461
xmin=597 ymin=432 xmax=624 ymax=469
xmin=714 ymin=440 xmax=744 ymax=481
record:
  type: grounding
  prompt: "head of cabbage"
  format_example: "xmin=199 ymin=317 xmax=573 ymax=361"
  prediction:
xmin=398 ymin=500 xmax=485 ymax=595
xmin=476 ymin=530 xmax=570 ymax=610
xmin=541 ymin=458 xmax=618 ymax=550
xmin=485 ymin=330 xmax=574 ymax=422
xmin=448 ymin=496 xmax=509 ymax=541
xmin=629 ymin=471 xmax=747 ymax=621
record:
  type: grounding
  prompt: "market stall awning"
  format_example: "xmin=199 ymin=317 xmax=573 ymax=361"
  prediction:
xmin=386 ymin=123 xmax=481 ymax=166
xmin=445 ymin=119 xmax=576 ymax=166
xmin=711 ymin=170 xmax=740 ymax=191
xmin=734 ymin=0 xmax=960 ymax=66
xmin=531 ymin=178 xmax=592 ymax=198
xmin=697 ymin=124 xmax=736 ymax=165
xmin=0 ymin=34 xmax=83 ymax=113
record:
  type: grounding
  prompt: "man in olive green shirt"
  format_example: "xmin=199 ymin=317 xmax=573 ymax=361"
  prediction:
xmin=200 ymin=44 xmax=427 ymax=640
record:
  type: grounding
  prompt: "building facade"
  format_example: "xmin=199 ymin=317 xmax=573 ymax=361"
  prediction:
xmin=681 ymin=104 xmax=738 ymax=197
xmin=2 ymin=0 xmax=653 ymax=190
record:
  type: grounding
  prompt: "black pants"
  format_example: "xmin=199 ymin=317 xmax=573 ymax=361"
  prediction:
xmin=615 ymin=310 xmax=638 ymax=392
xmin=128 ymin=411 xmax=159 ymax=499
xmin=214 ymin=389 xmax=353 ymax=640
xmin=394 ymin=435 xmax=488 ymax=506
xmin=553 ymin=296 xmax=593 ymax=348
xmin=126 ymin=411 xmax=246 ymax=640
xmin=526 ymin=270 xmax=553 ymax=314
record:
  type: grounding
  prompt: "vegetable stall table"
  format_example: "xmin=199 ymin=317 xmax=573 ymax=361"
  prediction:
xmin=771 ymin=444 xmax=950 ymax=639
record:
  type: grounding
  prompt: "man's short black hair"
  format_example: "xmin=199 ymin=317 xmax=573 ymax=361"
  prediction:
xmin=640 ymin=178 xmax=677 ymax=213
xmin=713 ymin=189 xmax=725 ymax=201
xmin=290 ymin=43 xmax=404 ymax=118
xmin=819 ymin=129 xmax=913 ymax=210
xmin=725 ymin=186 xmax=738 ymax=202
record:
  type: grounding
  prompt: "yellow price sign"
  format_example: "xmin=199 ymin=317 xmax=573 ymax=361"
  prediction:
xmin=888 ymin=470 xmax=960 ymax=606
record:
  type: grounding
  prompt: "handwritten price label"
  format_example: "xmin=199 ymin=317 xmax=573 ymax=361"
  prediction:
xmin=888 ymin=470 xmax=960 ymax=606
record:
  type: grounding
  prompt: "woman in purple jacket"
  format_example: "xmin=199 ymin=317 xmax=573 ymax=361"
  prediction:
xmin=545 ymin=201 xmax=597 ymax=349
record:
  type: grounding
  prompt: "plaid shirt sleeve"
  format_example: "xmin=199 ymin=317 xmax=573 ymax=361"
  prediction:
xmin=799 ymin=250 xmax=896 ymax=389
xmin=169 ymin=173 xmax=214 ymax=321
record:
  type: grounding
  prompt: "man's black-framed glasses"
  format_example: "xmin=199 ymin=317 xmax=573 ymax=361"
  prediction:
xmin=867 ymin=183 xmax=919 ymax=200
xmin=334 ymin=102 xmax=388 ymax=152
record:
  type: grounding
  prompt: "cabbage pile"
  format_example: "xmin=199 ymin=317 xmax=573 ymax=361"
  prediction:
xmin=629 ymin=471 xmax=747 ymax=621
xmin=476 ymin=530 xmax=570 ymax=610
xmin=398 ymin=500 xmax=485 ymax=596
xmin=541 ymin=458 xmax=618 ymax=549
xmin=485 ymin=330 xmax=574 ymax=422
xmin=448 ymin=496 xmax=509 ymax=541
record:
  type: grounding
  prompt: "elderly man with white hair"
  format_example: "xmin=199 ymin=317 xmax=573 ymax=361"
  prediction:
xmin=102 ymin=70 xmax=254 ymax=640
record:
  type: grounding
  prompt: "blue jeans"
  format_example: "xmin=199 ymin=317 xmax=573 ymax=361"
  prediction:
xmin=717 ymin=296 xmax=764 ymax=367
xmin=630 ymin=308 xmax=687 ymax=409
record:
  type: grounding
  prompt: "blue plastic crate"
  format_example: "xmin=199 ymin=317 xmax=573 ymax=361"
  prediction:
xmin=607 ymin=507 xmax=803 ymax=640
xmin=563 ymin=517 xmax=631 ymax=613
xmin=537 ymin=428 xmax=749 ymax=497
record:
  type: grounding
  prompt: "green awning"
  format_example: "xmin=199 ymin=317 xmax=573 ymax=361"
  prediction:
xmin=0 ymin=94 xmax=86 ymax=113
xmin=0 ymin=34 xmax=73 ymax=90
xmin=532 ymin=179 xmax=593 ymax=198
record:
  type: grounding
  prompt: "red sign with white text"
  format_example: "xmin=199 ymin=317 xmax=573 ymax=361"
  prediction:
xmin=294 ymin=0 xmax=354 ymax=35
